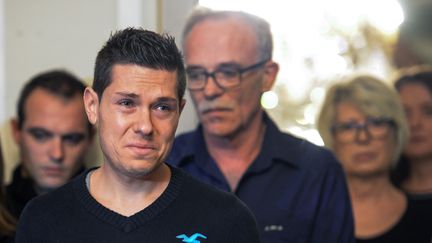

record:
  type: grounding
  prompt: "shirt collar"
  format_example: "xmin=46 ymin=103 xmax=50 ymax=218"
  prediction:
xmin=248 ymin=112 xmax=301 ymax=171
xmin=176 ymin=112 xmax=303 ymax=170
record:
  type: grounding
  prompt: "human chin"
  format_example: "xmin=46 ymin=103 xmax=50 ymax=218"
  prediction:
xmin=405 ymin=144 xmax=432 ymax=159
xmin=121 ymin=159 xmax=164 ymax=178
xmin=202 ymin=120 xmax=238 ymax=137
xmin=36 ymin=176 xmax=68 ymax=190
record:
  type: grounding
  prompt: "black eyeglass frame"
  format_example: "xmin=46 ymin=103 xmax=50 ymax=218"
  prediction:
xmin=330 ymin=117 xmax=396 ymax=143
xmin=186 ymin=59 xmax=269 ymax=91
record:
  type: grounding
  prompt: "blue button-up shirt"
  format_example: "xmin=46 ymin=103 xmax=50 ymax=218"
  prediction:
xmin=167 ymin=113 xmax=355 ymax=243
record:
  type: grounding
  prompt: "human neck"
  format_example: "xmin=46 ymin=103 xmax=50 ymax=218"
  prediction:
xmin=34 ymin=184 xmax=55 ymax=195
xmin=403 ymin=156 xmax=432 ymax=193
xmin=348 ymin=174 xmax=406 ymax=238
xmin=89 ymin=163 xmax=171 ymax=216
xmin=205 ymin=111 xmax=266 ymax=157
xmin=348 ymin=174 xmax=399 ymax=201
xmin=23 ymin=166 xmax=56 ymax=195
xmin=203 ymin=112 xmax=266 ymax=190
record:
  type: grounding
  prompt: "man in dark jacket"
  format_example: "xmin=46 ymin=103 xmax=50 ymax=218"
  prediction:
xmin=7 ymin=70 xmax=93 ymax=218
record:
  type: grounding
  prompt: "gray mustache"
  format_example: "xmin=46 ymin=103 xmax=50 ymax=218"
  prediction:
xmin=198 ymin=101 xmax=236 ymax=113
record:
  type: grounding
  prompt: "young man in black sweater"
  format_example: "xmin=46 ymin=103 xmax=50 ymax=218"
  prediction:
xmin=15 ymin=28 xmax=260 ymax=243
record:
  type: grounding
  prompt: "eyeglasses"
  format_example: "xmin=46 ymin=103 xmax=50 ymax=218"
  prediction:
xmin=186 ymin=60 xmax=268 ymax=91
xmin=331 ymin=117 xmax=395 ymax=143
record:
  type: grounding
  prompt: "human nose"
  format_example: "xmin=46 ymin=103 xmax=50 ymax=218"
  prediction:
xmin=49 ymin=137 xmax=64 ymax=164
xmin=203 ymin=74 xmax=224 ymax=99
xmin=408 ymin=110 xmax=422 ymax=131
xmin=134 ymin=109 xmax=153 ymax=138
xmin=354 ymin=125 xmax=372 ymax=144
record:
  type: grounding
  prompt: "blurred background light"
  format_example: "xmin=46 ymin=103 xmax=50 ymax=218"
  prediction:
xmin=261 ymin=91 xmax=279 ymax=110
xmin=199 ymin=0 xmax=404 ymax=145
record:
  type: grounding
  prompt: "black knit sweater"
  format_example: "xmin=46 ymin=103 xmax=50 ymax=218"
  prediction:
xmin=16 ymin=166 xmax=260 ymax=243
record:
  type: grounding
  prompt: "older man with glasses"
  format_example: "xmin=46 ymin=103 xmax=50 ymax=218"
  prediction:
xmin=167 ymin=7 xmax=355 ymax=243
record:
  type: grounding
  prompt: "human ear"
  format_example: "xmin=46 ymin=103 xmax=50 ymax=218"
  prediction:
xmin=10 ymin=118 xmax=22 ymax=145
xmin=179 ymin=98 xmax=186 ymax=115
xmin=262 ymin=61 xmax=279 ymax=92
xmin=83 ymin=88 xmax=100 ymax=126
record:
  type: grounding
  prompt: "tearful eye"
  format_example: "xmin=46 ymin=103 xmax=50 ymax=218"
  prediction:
xmin=155 ymin=104 xmax=174 ymax=112
xmin=152 ymin=100 xmax=178 ymax=118
xmin=118 ymin=99 xmax=134 ymax=107
xmin=157 ymin=105 xmax=169 ymax=111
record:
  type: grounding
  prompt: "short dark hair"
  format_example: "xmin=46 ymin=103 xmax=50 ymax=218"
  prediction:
xmin=93 ymin=28 xmax=186 ymax=100
xmin=394 ymin=68 xmax=432 ymax=94
xmin=16 ymin=70 xmax=90 ymax=131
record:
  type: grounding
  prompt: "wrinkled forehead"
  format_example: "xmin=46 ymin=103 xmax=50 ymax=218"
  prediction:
xmin=105 ymin=64 xmax=179 ymax=100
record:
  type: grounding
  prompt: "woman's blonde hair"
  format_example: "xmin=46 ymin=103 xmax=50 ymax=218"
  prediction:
xmin=0 ymin=139 xmax=15 ymax=236
xmin=317 ymin=74 xmax=409 ymax=163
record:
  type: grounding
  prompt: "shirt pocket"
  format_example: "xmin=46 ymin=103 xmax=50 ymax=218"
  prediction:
xmin=260 ymin=212 xmax=312 ymax=242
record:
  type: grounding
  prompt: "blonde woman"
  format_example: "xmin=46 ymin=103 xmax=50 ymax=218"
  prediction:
xmin=0 ymin=139 xmax=15 ymax=243
xmin=317 ymin=75 xmax=432 ymax=242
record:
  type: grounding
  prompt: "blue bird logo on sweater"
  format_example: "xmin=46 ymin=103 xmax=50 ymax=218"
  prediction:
xmin=176 ymin=233 xmax=207 ymax=242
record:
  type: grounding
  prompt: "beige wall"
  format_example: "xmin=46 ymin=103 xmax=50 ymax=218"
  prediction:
xmin=0 ymin=0 xmax=198 ymax=183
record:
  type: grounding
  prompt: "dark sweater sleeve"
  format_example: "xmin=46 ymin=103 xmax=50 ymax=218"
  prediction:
xmin=15 ymin=197 xmax=58 ymax=243
xmin=15 ymin=200 xmax=36 ymax=243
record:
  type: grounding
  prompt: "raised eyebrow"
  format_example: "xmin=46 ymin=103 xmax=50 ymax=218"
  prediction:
xmin=114 ymin=92 xmax=140 ymax=98
xmin=156 ymin=97 xmax=178 ymax=104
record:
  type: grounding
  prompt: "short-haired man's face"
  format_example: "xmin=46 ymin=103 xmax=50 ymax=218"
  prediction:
xmin=184 ymin=18 xmax=274 ymax=138
xmin=84 ymin=64 xmax=184 ymax=178
xmin=12 ymin=88 xmax=91 ymax=190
